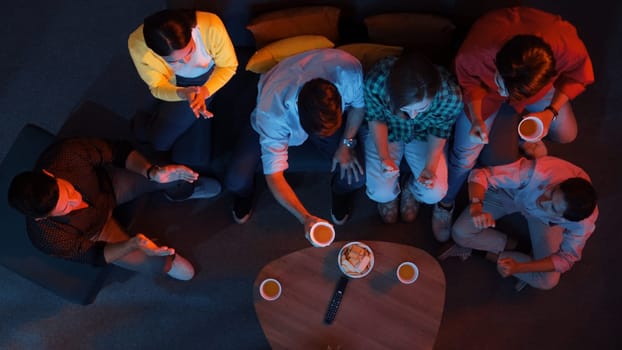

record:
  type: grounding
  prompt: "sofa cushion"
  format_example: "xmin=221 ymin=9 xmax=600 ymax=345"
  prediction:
xmin=364 ymin=13 xmax=455 ymax=64
xmin=246 ymin=6 xmax=340 ymax=48
xmin=246 ymin=35 xmax=335 ymax=74
xmin=336 ymin=43 xmax=403 ymax=73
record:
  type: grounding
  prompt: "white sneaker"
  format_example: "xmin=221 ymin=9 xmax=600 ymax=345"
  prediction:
xmin=167 ymin=254 xmax=195 ymax=281
xmin=165 ymin=177 xmax=221 ymax=202
xmin=187 ymin=177 xmax=221 ymax=199
xmin=432 ymin=203 xmax=453 ymax=242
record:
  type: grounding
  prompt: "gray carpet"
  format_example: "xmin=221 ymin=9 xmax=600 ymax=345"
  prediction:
xmin=1 ymin=0 xmax=621 ymax=349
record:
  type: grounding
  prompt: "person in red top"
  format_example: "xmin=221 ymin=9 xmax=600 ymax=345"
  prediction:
xmin=432 ymin=7 xmax=595 ymax=242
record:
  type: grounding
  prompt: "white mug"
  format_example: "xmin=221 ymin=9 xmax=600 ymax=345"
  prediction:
xmin=518 ymin=115 xmax=544 ymax=142
xmin=309 ymin=221 xmax=335 ymax=247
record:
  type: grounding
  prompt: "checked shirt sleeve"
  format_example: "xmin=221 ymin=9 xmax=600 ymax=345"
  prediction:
xmin=364 ymin=57 xmax=396 ymax=123
xmin=422 ymin=67 xmax=463 ymax=139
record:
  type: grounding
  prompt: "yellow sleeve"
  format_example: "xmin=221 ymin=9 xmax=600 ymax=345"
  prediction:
xmin=196 ymin=12 xmax=238 ymax=96
xmin=127 ymin=25 xmax=182 ymax=101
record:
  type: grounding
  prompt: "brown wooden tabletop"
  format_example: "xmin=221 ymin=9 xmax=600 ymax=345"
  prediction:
xmin=253 ymin=241 xmax=446 ymax=349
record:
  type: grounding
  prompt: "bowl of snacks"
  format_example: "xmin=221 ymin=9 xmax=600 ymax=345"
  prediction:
xmin=338 ymin=241 xmax=374 ymax=278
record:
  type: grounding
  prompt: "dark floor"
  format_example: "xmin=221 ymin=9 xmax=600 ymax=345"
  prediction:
xmin=1 ymin=0 xmax=621 ymax=349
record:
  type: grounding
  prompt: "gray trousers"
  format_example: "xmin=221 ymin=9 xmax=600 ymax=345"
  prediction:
xmin=452 ymin=188 xmax=562 ymax=290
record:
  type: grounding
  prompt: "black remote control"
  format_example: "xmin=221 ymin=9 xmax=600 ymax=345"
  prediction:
xmin=324 ymin=276 xmax=349 ymax=324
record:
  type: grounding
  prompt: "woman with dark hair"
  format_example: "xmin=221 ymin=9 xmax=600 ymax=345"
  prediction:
xmin=432 ymin=7 xmax=594 ymax=242
xmin=363 ymin=52 xmax=463 ymax=231
xmin=128 ymin=9 xmax=237 ymax=171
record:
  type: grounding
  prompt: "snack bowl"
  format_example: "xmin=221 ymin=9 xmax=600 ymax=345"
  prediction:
xmin=338 ymin=241 xmax=375 ymax=278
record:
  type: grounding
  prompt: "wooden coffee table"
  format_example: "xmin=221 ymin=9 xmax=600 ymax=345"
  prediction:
xmin=253 ymin=241 xmax=446 ymax=349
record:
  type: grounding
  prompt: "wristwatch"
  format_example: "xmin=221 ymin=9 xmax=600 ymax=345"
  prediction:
xmin=342 ymin=138 xmax=357 ymax=148
xmin=545 ymin=105 xmax=559 ymax=121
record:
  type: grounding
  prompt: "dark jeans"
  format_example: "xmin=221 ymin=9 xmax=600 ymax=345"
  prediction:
xmin=224 ymin=119 xmax=262 ymax=197
xmin=96 ymin=167 xmax=188 ymax=274
xmin=224 ymin=113 xmax=365 ymax=196
xmin=142 ymin=69 xmax=215 ymax=170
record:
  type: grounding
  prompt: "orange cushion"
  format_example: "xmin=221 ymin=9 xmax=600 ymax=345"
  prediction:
xmin=246 ymin=6 xmax=340 ymax=48
xmin=246 ymin=35 xmax=335 ymax=74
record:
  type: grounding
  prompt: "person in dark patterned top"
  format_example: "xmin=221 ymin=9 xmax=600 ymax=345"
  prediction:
xmin=8 ymin=138 xmax=219 ymax=280
xmin=363 ymin=52 xmax=463 ymax=230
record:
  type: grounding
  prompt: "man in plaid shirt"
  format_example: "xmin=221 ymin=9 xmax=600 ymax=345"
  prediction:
xmin=364 ymin=52 xmax=463 ymax=231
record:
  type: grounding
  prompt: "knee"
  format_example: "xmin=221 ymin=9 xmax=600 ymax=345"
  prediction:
xmin=548 ymin=111 xmax=577 ymax=144
xmin=449 ymin=149 xmax=479 ymax=169
xmin=451 ymin=221 xmax=477 ymax=247
xmin=551 ymin=130 xmax=577 ymax=144
xmin=412 ymin=181 xmax=447 ymax=205
xmin=451 ymin=228 xmax=470 ymax=247
xmin=366 ymin=184 xmax=398 ymax=203
xmin=532 ymin=272 xmax=561 ymax=290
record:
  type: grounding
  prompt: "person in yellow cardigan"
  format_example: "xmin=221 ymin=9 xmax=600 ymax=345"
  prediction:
xmin=128 ymin=9 xmax=238 ymax=172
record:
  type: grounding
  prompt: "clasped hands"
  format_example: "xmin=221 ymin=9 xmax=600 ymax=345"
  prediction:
xmin=178 ymin=86 xmax=213 ymax=119
xmin=332 ymin=145 xmax=364 ymax=185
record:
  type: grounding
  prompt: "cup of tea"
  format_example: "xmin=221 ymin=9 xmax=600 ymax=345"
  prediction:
xmin=309 ymin=221 xmax=335 ymax=247
xmin=396 ymin=262 xmax=419 ymax=284
xmin=518 ymin=115 xmax=544 ymax=142
xmin=259 ymin=278 xmax=282 ymax=301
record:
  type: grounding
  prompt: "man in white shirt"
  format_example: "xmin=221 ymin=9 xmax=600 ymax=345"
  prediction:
xmin=228 ymin=49 xmax=366 ymax=241
xmin=440 ymin=156 xmax=598 ymax=291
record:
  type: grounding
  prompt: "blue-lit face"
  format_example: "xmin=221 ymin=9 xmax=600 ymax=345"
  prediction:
xmin=400 ymin=96 xmax=432 ymax=119
xmin=536 ymin=185 xmax=568 ymax=218
xmin=163 ymin=39 xmax=195 ymax=65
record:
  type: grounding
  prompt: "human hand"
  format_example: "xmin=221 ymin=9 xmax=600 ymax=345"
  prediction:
xmin=417 ymin=168 xmax=436 ymax=189
xmin=189 ymin=86 xmax=213 ymax=119
xmin=524 ymin=110 xmax=553 ymax=138
xmin=177 ymin=86 xmax=197 ymax=102
xmin=150 ymin=165 xmax=199 ymax=184
xmin=381 ymin=158 xmax=399 ymax=178
xmin=332 ymin=145 xmax=364 ymax=185
xmin=469 ymin=205 xmax=495 ymax=229
xmin=468 ymin=119 xmax=489 ymax=144
xmin=134 ymin=233 xmax=175 ymax=256
xmin=497 ymin=257 xmax=519 ymax=277
xmin=177 ymin=86 xmax=213 ymax=119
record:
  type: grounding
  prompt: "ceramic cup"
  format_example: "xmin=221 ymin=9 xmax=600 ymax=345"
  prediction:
xmin=259 ymin=278 xmax=282 ymax=301
xmin=309 ymin=221 xmax=335 ymax=247
xmin=518 ymin=115 xmax=545 ymax=142
xmin=396 ymin=261 xmax=419 ymax=284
